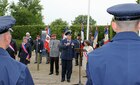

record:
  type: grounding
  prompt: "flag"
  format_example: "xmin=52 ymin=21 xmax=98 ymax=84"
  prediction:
xmin=93 ymin=27 xmax=98 ymax=49
xmin=44 ymin=26 xmax=51 ymax=53
xmin=104 ymin=27 xmax=109 ymax=44
xmin=44 ymin=36 xmax=50 ymax=53
xmin=62 ymin=27 xmax=68 ymax=39
xmin=81 ymin=24 xmax=84 ymax=43
xmin=46 ymin=27 xmax=51 ymax=37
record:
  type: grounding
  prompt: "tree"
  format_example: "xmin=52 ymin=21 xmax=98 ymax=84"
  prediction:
xmin=50 ymin=18 xmax=68 ymax=27
xmin=0 ymin=0 xmax=8 ymax=16
xmin=72 ymin=15 xmax=96 ymax=26
xmin=136 ymin=0 xmax=140 ymax=4
xmin=50 ymin=18 xmax=68 ymax=38
xmin=10 ymin=0 xmax=44 ymax=25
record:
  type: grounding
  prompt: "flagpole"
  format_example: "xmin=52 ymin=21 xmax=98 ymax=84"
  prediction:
xmin=86 ymin=0 xmax=90 ymax=40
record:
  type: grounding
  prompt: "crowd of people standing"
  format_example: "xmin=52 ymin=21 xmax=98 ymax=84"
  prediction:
xmin=6 ymin=27 xmax=102 ymax=83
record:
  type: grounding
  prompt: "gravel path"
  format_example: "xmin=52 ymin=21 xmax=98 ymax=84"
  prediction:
xmin=28 ymin=53 xmax=87 ymax=85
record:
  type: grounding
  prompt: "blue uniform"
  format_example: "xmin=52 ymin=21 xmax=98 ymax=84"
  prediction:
xmin=0 ymin=48 xmax=34 ymax=85
xmin=86 ymin=32 xmax=140 ymax=85
xmin=60 ymin=39 xmax=75 ymax=60
xmin=60 ymin=39 xmax=75 ymax=81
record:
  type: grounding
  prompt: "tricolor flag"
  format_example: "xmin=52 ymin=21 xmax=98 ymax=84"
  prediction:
xmin=44 ymin=26 xmax=51 ymax=53
xmin=104 ymin=27 xmax=109 ymax=44
xmin=46 ymin=27 xmax=51 ymax=37
xmin=81 ymin=23 xmax=84 ymax=43
xmin=93 ymin=26 xmax=98 ymax=49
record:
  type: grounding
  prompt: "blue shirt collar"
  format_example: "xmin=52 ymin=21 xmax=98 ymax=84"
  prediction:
xmin=112 ymin=32 xmax=140 ymax=41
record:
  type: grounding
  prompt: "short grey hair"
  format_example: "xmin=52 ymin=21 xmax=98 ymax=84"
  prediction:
xmin=115 ymin=20 xmax=140 ymax=31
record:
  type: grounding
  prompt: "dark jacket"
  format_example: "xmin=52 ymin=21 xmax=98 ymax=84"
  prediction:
xmin=18 ymin=43 xmax=31 ymax=59
xmin=6 ymin=39 xmax=17 ymax=59
xmin=60 ymin=39 xmax=75 ymax=60
xmin=28 ymin=37 xmax=34 ymax=47
xmin=33 ymin=39 xmax=44 ymax=53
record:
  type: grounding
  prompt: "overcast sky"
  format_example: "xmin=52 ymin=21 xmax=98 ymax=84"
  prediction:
xmin=9 ymin=0 xmax=136 ymax=25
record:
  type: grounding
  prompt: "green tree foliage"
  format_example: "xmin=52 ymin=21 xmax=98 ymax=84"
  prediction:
xmin=0 ymin=0 xmax=8 ymax=16
xmin=50 ymin=18 xmax=68 ymax=27
xmin=136 ymin=0 xmax=140 ymax=4
xmin=50 ymin=18 xmax=68 ymax=38
xmin=72 ymin=15 xmax=96 ymax=25
xmin=10 ymin=0 xmax=44 ymax=25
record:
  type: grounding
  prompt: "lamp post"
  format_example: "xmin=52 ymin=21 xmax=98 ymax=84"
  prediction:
xmin=86 ymin=0 xmax=90 ymax=40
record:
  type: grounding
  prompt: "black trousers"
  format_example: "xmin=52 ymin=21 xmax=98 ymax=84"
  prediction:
xmin=20 ymin=58 xmax=29 ymax=65
xmin=75 ymin=53 xmax=79 ymax=65
xmin=46 ymin=50 xmax=50 ymax=63
xmin=50 ymin=57 xmax=59 ymax=74
xmin=75 ymin=53 xmax=82 ymax=66
xmin=61 ymin=59 xmax=72 ymax=80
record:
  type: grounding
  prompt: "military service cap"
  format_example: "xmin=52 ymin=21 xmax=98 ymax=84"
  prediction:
xmin=65 ymin=30 xmax=72 ymax=36
xmin=107 ymin=3 xmax=140 ymax=21
xmin=0 ymin=16 xmax=16 ymax=34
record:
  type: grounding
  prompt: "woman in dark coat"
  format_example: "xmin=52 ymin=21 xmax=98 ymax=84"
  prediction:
xmin=18 ymin=37 xmax=31 ymax=65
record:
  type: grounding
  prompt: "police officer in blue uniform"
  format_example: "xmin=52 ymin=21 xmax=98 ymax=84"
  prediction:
xmin=60 ymin=30 xmax=75 ymax=82
xmin=86 ymin=3 xmax=140 ymax=85
xmin=0 ymin=16 xmax=34 ymax=85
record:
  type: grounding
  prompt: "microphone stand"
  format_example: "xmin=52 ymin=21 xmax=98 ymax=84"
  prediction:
xmin=74 ymin=39 xmax=83 ymax=85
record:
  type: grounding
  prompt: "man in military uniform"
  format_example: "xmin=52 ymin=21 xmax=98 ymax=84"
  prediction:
xmin=86 ymin=3 xmax=140 ymax=85
xmin=0 ymin=16 xmax=34 ymax=85
xmin=60 ymin=30 xmax=75 ymax=82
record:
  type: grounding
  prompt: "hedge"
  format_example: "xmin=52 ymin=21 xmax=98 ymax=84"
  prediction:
xmin=12 ymin=25 xmax=116 ymax=49
xmin=12 ymin=25 xmax=116 ymax=40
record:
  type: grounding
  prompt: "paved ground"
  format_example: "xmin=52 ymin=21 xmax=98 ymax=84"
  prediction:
xmin=27 ymin=52 xmax=87 ymax=85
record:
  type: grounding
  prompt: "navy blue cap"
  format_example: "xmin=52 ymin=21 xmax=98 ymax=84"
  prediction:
xmin=0 ymin=16 xmax=16 ymax=34
xmin=65 ymin=30 xmax=72 ymax=36
xmin=107 ymin=3 xmax=140 ymax=21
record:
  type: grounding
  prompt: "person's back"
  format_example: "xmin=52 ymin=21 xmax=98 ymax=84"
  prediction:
xmin=0 ymin=16 xmax=34 ymax=85
xmin=86 ymin=3 xmax=140 ymax=85
xmin=87 ymin=32 xmax=140 ymax=85
xmin=0 ymin=48 xmax=33 ymax=85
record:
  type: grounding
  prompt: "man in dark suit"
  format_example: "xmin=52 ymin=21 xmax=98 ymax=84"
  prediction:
xmin=60 ymin=30 xmax=75 ymax=83
xmin=33 ymin=35 xmax=44 ymax=64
